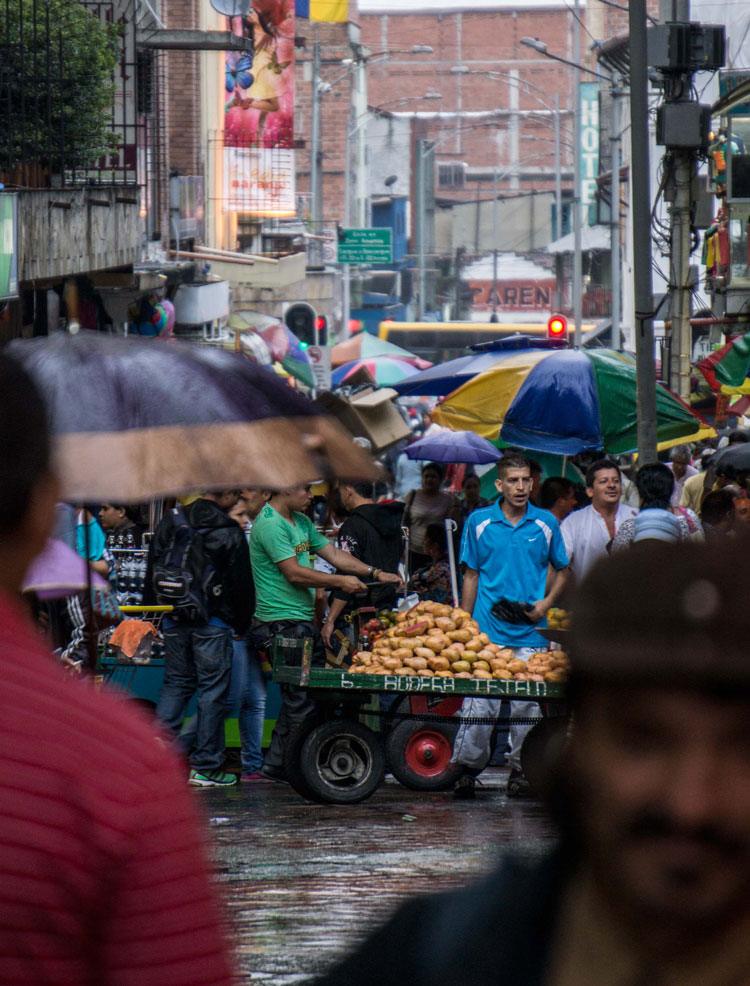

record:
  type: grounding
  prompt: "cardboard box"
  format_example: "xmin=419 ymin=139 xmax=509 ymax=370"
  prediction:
xmin=318 ymin=387 xmax=410 ymax=454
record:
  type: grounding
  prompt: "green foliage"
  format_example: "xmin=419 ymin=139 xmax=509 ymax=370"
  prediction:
xmin=1 ymin=0 xmax=121 ymax=172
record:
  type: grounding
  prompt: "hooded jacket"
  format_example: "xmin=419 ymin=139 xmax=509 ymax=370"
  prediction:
xmin=332 ymin=501 xmax=404 ymax=611
xmin=144 ymin=498 xmax=254 ymax=634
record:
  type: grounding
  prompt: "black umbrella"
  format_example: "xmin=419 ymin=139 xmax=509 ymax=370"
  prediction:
xmin=9 ymin=331 xmax=377 ymax=500
xmin=711 ymin=442 xmax=750 ymax=477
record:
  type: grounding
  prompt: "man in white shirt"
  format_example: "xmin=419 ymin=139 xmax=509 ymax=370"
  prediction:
xmin=667 ymin=444 xmax=697 ymax=507
xmin=561 ymin=459 xmax=637 ymax=581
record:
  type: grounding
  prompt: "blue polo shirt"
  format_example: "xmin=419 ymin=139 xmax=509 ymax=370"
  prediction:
xmin=460 ymin=500 xmax=569 ymax=647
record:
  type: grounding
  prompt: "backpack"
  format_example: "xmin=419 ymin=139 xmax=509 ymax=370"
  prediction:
xmin=151 ymin=505 xmax=223 ymax=624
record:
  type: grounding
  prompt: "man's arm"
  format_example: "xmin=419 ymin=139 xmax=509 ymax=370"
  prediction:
xmin=322 ymin=595 xmax=348 ymax=648
xmin=527 ymin=566 xmax=569 ymax=622
xmin=317 ymin=542 xmax=402 ymax=585
xmin=461 ymin=567 xmax=479 ymax=616
xmin=276 ymin=555 xmax=367 ymax=595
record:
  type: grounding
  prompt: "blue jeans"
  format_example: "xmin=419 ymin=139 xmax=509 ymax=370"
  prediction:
xmin=227 ymin=637 xmax=267 ymax=774
xmin=156 ymin=621 xmax=233 ymax=772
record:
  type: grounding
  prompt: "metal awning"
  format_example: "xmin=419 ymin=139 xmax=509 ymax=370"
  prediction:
xmin=546 ymin=224 xmax=611 ymax=254
xmin=136 ymin=29 xmax=252 ymax=51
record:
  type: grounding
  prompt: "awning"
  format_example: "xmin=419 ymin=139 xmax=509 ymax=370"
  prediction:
xmin=546 ymin=225 xmax=611 ymax=254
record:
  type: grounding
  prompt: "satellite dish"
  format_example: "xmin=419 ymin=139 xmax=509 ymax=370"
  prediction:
xmin=210 ymin=0 xmax=251 ymax=18
xmin=384 ymin=174 xmax=398 ymax=187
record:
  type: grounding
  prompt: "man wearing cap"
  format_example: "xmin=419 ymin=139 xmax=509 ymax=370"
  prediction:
xmin=666 ymin=444 xmax=698 ymax=506
xmin=311 ymin=536 xmax=750 ymax=986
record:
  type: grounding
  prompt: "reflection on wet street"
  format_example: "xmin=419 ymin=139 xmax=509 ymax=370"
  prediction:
xmin=197 ymin=767 xmax=558 ymax=984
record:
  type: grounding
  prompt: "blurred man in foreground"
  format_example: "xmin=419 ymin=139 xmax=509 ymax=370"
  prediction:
xmin=313 ymin=536 xmax=750 ymax=986
xmin=0 ymin=354 xmax=234 ymax=985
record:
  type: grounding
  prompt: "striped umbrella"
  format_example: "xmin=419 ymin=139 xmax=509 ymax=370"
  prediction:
xmin=433 ymin=348 xmax=715 ymax=455
xmin=9 ymin=330 xmax=377 ymax=500
xmin=332 ymin=356 xmax=422 ymax=388
xmin=331 ymin=331 xmax=430 ymax=368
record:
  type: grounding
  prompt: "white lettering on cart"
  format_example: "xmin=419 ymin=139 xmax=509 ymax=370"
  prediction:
xmin=384 ymin=675 xmax=400 ymax=691
xmin=340 ymin=675 xmax=355 ymax=688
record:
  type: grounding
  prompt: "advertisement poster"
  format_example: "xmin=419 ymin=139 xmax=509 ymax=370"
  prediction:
xmin=222 ymin=145 xmax=295 ymax=215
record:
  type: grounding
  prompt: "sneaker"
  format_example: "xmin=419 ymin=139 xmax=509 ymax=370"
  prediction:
xmin=189 ymin=769 xmax=238 ymax=787
xmin=506 ymin=768 xmax=531 ymax=798
xmin=240 ymin=772 xmax=265 ymax=782
xmin=452 ymin=774 xmax=476 ymax=800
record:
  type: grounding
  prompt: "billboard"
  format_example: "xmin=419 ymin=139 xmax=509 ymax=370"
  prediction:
xmin=223 ymin=0 xmax=295 ymax=216
xmin=580 ymin=82 xmax=600 ymax=226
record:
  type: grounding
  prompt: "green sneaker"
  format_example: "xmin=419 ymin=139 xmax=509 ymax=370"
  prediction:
xmin=188 ymin=769 xmax=238 ymax=787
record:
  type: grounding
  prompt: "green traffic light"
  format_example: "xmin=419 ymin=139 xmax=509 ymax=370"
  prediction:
xmin=300 ymin=341 xmax=309 ymax=349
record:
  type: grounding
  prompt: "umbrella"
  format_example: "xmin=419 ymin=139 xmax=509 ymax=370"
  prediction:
xmin=711 ymin=442 xmax=750 ymax=475
xmin=391 ymin=336 xmax=567 ymax=398
xmin=405 ymin=429 xmax=502 ymax=465
xmin=432 ymin=348 xmax=715 ymax=455
xmin=22 ymin=538 xmax=109 ymax=599
xmin=332 ymin=357 xmax=422 ymax=388
xmin=9 ymin=330 xmax=377 ymax=501
xmin=331 ymin=331 xmax=430 ymax=368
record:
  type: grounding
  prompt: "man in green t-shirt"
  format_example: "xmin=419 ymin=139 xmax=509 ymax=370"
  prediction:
xmin=250 ymin=484 xmax=401 ymax=781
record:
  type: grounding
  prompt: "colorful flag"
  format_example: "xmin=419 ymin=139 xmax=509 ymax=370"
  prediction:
xmin=308 ymin=0 xmax=348 ymax=21
xmin=697 ymin=330 xmax=750 ymax=391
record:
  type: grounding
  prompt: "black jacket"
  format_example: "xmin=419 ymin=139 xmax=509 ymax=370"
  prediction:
xmin=332 ymin=502 xmax=404 ymax=611
xmin=144 ymin=498 xmax=254 ymax=634
xmin=312 ymin=850 xmax=566 ymax=986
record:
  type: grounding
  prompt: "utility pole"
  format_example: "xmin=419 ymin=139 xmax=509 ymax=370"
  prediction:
xmin=416 ymin=139 xmax=429 ymax=321
xmin=610 ymin=78 xmax=623 ymax=349
xmin=491 ymin=167 xmax=499 ymax=322
xmin=630 ymin=0 xmax=658 ymax=463
xmin=309 ymin=37 xmax=322 ymax=268
xmin=572 ymin=0 xmax=583 ymax=347
xmin=554 ymin=93 xmax=562 ymax=241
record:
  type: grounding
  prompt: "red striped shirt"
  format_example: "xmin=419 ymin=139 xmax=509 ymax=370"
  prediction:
xmin=0 ymin=590 xmax=236 ymax=986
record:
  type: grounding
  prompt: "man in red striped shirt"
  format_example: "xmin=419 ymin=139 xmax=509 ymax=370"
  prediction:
xmin=0 ymin=353 xmax=235 ymax=986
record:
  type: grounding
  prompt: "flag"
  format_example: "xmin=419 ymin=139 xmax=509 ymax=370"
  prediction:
xmin=697 ymin=330 xmax=750 ymax=392
xmin=297 ymin=0 xmax=348 ymax=20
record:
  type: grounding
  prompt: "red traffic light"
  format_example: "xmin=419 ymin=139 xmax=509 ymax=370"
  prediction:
xmin=547 ymin=313 xmax=567 ymax=339
xmin=315 ymin=316 xmax=326 ymax=331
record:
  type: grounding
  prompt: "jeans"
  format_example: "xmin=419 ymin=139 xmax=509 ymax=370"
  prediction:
xmin=250 ymin=618 xmax=325 ymax=774
xmin=451 ymin=647 xmax=539 ymax=773
xmin=227 ymin=637 xmax=267 ymax=774
xmin=156 ymin=621 xmax=233 ymax=772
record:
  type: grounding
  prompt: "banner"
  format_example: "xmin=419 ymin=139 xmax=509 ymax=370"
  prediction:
xmin=222 ymin=146 xmax=296 ymax=215
xmin=579 ymin=82 xmax=599 ymax=226
xmin=223 ymin=0 xmax=295 ymax=215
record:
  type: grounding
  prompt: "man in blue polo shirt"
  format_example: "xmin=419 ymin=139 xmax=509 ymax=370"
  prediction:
xmin=452 ymin=451 xmax=569 ymax=798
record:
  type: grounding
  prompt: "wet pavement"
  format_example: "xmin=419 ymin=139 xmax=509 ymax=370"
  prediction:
xmin=195 ymin=767 xmax=558 ymax=984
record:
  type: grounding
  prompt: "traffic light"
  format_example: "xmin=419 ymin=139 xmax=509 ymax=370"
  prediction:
xmin=547 ymin=313 xmax=568 ymax=341
xmin=284 ymin=303 xmax=316 ymax=349
xmin=315 ymin=315 xmax=328 ymax=346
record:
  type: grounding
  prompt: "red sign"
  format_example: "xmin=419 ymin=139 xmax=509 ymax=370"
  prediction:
xmin=469 ymin=279 xmax=556 ymax=312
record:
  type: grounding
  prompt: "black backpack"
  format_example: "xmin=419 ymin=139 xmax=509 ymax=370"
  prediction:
xmin=152 ymin=505 xmax=223 ymax=624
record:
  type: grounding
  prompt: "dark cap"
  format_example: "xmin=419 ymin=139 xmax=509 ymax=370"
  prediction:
xmin=571 ymin=536 xmax=750 ymax=684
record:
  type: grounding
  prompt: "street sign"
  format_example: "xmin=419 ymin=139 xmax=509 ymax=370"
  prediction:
xmin=307 ymin=344 xmax=331 ymax=391
xmin=0 ymin=193 xmax=19 ymax=300
xmin=337 ymin=228 xmax=393 ymax=264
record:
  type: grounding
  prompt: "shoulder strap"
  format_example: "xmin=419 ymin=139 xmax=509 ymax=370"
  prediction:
xmin=403 ymin=489 xmax=417 ymax=527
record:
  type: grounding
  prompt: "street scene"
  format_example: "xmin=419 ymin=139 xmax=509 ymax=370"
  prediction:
xmin=3 ymin=0 xmax=750 ymax=982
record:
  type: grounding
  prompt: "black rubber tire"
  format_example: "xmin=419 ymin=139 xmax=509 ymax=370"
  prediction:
xmin=283 ymin=715 xmax=322 ymax=801
xmin=385 ymin=718 xmax=462 ymax=791
xmin=298 ymin=719 xmax=385 ymax=804
xmin=519 ymin=716 xmax=570 ymax=796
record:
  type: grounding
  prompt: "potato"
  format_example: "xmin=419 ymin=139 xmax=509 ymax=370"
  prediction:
xmin=451 ymin=641 xmax=465 ymax=653
xmin=545 ymin=669 xmax=567 ymax=682
xmin=473 ymin=660 xmax=491 ymax=672
xmin=508 ymin=658 xmax=527 ymax=674
xmin=461 ymin=650 xmax=478 ymax=663
xmin=498 ymin=647 xmax=515 ymax=661
xmin=473 ymin=669 xmax=492 ymax=679
xmin=382 ymin=657 xmax=401 ymax=671
xmin=404 ymin=655 xmax=428 ymax=671
xmin=434 ymin=617 xmax=457 ymax=633
xmin=435 ymin=670 xmax=454 ymax=678
xmin=441 ymin=648 xmax=459 ymax=663
xmin=392 ymin=648 xmax=412 ymax=662
xmin=416 ymin=668 xmax=434 ymax=676
xmin=454 ymin=672 xmax=473 ymax=679
xmin=433 ymin=604 xmax=453 ymax=618
xmin=413 ymin=646 xmax=433 ymax=660
xmin=478 ymin=632 xmax=490 ymax=646
xmin=355 ymin=651 xmax=373 ymax=665
xmin=395 ymin=667 xmax=412 ymax=676
xmin=489 ymin=658 xmax=507 ymax=671
xmin=395 ymin=611 xmax=409 ymax=623
xmin=451 ymin=660 xmax=471 ymax=673
xmin=405 ymin=620 xmax=431 ymax=637
xmin=513 ymin=672 xmax=528 ymax=680
xmin=424 ymin=637 xmax=446 ymax=654
xmin=429 ymin=656 xmax=450 ymax=672
xmin=529 ymin=674 xmax=545 ymax=682
xmin=466 ymin=637 xmax=483 ymax=652
xmin=493 ymin=668 xmax=512 ymax=680
xmin=448 ymin=629 xmax=472 ymax=643
xmin=369 ymin=666 xmax=386 ymax=675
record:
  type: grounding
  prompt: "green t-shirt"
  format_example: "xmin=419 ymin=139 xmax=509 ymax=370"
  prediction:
xmin=250 ymin=503 xmax=329 ymax=622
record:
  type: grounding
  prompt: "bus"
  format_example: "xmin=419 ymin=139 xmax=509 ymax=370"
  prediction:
xmin=378 ymin=321 xmax=599 ymax=364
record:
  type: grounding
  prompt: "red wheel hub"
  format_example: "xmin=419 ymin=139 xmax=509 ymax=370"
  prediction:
xmin=404 ymin=730 xmax=453 ymax=777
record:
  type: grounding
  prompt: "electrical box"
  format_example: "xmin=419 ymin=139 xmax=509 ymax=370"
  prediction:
xmin=656 ymin=102 xmax=712 ymax=148
xmin=648 ymin=22 xmax=725 ymax=73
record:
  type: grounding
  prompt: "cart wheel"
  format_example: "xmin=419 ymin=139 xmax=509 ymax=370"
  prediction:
xmin=283 ymin=716 xmax=322 ymax=801
xmin=385 ymin=719 xmax=462 ymax=791
xmin=519 ymin=716 xmax=570 ymax=796
xmin=298 ymin=719 xmax=385 ymax=804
